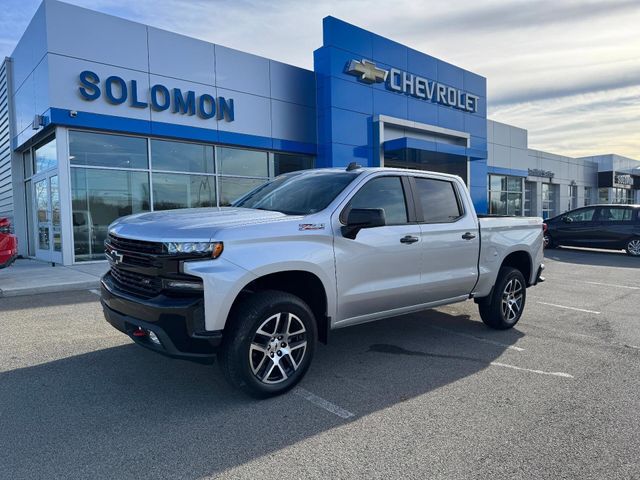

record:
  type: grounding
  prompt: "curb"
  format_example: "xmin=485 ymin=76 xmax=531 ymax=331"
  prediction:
xmin=0 ymin=280 xmax=101 ymax=298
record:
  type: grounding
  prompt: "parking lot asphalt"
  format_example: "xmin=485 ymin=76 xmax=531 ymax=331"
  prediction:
xmin=1 ymin=247 xmax=639 ymax=479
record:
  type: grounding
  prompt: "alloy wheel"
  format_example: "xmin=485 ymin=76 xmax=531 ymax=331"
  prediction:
xmin=249 ymin=312 xmax=308 ymax=384
xmin=501 ymin=278 xmax=524 ymax=322
xmin=628 ymin=239 xmax=640 ymax=256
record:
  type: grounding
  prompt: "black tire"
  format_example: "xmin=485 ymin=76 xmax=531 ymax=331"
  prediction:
xmin=478 ymin=267 xmax=527 ymax=330
xmin=625 ymin=238 xmax=640 ymax=257
xmin=544 ymin=234 xmax=556 ymax=249
xmin=218 ymin=290 xmax=317 ymax=398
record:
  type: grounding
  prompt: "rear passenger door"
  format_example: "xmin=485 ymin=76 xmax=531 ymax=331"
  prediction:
xmin=594 ymin=206 xmax=634 ymax=248
xmin=411 ymin=176 xmax=479 ymax=303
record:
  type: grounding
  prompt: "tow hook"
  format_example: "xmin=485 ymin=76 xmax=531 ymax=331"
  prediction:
xmin=132 ymin=327 xmax=147 ymax=337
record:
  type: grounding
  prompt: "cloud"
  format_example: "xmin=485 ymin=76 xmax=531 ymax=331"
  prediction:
xmin=1 ymin=0 xmax=639 ymax=159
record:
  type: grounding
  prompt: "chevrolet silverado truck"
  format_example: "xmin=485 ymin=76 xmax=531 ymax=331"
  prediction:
xmin=101 ymin=165 xmax=545 ymax=397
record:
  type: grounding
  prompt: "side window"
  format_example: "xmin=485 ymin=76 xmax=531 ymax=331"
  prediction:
xmin=414 ymin=177 xmax=462 ymax=223
xmin=346 ymin=176 xmax=408 ymax=225
xmin=565 ymin=208 xmax=595 ymax=222
xmin=599 ymin=207 xmax=632 ymax=222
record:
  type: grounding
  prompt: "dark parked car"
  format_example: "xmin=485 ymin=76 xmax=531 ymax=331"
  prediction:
xmin=544 ymin=204 xmax=640 ymax=256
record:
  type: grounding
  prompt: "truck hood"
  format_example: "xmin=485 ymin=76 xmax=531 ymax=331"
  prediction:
xmin=109 ymin=207 xmax=294 ymax=242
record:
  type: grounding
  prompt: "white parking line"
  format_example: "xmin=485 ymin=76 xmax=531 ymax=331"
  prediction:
xmin=428 ymin=325 xmax=524 ymax=351
xmin=490 ymin=362 xmax=574 ymax=378
xmin=536 ymin=302 xmax=600 ymax=315
xmin=294 ymin=387 xmax=354 ymax=419
xmin=584 ymin=281 xmax=640 ymax=290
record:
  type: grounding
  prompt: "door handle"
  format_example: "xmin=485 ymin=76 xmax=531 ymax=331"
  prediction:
xmin=462 ymin=232 xmax=476 ymax=240
xmin=400 ymin=235 xmax=419 ymax=244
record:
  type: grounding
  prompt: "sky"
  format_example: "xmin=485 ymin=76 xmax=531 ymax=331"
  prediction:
xmin=1 ymin=0 xmax=639 ymax=159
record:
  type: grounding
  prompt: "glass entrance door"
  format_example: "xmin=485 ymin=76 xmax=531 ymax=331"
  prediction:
xmin=33 ymin=174 xmax=62 ymax=263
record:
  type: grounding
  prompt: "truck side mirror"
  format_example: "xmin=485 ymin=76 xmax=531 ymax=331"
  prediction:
xmin=342 ymin=208 xmax=386 ymax=239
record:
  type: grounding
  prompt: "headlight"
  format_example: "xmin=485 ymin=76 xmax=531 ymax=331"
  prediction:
xmin=163 ymin=241 xmax=224 ymax=258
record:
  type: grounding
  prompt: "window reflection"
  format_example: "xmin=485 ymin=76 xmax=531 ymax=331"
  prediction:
xmin=151 ymin=139 xmax=214 ymax=173
xmin=153 ymin=173 xmax=216 ymax=210
xmin=72 ymin=168 xmax=150 ymax=260
xmin=217 ymin=147 xmax=268 ymax=177
xmin=70 ymin=131 xmax=148 ymax=169
xmin=34 ymin=137 xmax=57 ymax=173
xmin=219 ymin=177 xmax=267 ymax=206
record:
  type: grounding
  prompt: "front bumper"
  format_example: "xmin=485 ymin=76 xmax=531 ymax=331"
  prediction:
xmin=101 ymin=273 xmax=222 ymax=364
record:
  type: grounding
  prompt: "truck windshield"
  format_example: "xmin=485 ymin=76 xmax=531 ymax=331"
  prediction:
xmin=233 ymin=171 xmax=359 ymax=215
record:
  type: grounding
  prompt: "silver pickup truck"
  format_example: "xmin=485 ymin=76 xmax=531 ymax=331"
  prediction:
xmin=101 ymin=165 xmax=544 ymax=397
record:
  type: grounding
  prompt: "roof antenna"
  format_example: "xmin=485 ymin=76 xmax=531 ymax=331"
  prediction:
xmin=346 ymin=162 xmax=361 ymax=171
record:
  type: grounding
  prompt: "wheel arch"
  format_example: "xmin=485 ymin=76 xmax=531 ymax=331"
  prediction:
xmin=231 ymin=270 xmax=331 ymax=344
xmin=501 ymin=250 xmax=533 ymax=286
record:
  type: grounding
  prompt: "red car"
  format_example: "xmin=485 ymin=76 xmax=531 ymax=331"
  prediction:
xmin=0 ymin=217 xmax=18 ymax=269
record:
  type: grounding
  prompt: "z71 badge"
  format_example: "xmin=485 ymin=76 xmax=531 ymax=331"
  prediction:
xmin=298 ymin=223 xmax=325 ymax=231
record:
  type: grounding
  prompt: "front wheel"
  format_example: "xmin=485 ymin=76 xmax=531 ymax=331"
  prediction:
xmin=478 ymin=267 xmax=527 ymax=330
xmin=543 ymin=234 xmax=556 ymax=249
xmin=626 ymin=238 xmax=640 ymax=257
xmin=218 ymin=290 xmax=317 ymax=398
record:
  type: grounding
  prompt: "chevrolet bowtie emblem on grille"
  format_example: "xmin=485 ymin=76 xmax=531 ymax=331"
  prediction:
xmin=107 ymin=249 xmax=124 ymax=265
xmin=346 ymin=59 xmax=388 ymax=84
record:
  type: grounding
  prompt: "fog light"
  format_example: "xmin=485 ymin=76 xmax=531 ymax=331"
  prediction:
xmin=162 ymin=279 xmax=204 ymax=290
xmin=148 ymin=331 xmax=161 ymax=346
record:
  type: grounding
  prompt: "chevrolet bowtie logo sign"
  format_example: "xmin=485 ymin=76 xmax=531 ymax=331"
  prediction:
xmin=344 ymin=58 xmax=480 ymax=113
xmin=346 ymin=59 xmax=388 ymax=84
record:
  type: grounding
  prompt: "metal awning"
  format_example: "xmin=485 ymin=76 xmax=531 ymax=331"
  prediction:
xmin=383 ymin=137 xmax=486 ymax=160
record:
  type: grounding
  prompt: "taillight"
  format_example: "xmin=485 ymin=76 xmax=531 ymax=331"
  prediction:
xmin=542 ymin=223 xmax=548 ymax=233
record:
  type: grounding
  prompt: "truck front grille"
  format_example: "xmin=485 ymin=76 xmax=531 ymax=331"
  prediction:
xmin=107 ymin=234 xmax=164 ymax=255
xmin=110 ymin=266 xmax=162 ymax=298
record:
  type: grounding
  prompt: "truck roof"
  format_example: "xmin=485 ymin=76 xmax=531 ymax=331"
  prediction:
xmin=302 ymin=166 xmax=464 ymax=181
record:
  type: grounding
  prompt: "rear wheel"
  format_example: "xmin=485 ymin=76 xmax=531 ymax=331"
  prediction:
xmin=218 ymin=290 xmax=317 ymax=398
xmin=626 ymin=238 xmax=640 ymax=257
xmin=479 ymin=267 xmax=527 ymax=330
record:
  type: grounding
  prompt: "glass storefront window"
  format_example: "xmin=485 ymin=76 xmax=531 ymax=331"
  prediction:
xmin=272 ymin=152 xmax=314 ymax=176
xmin=219 ymin=177 xmax=267 ymax=206
xmin=584 ymin=187 xmax=592 ymax=206
xmin=598 ymin=188 xmax=609 ymax=203
xmin=72 ymin=168 xmax=150 ymax=261
xmin=217 ymin=147 xmax=268 ymax=177
xmin=488 ymin=174 xmax=523 ymax=216
xmin=152 ymin=173 xmax=216 ymax=210
xmin=151 ymin=139 xmax=214 ymax=173
xmin=542 ymin=183 xmax=557 ymax=219
xmin=524 ymin=181 xmax=536 ymax=216
xmin=67 ymin=130 xmax=315 ymax=261
xmin=69 ymin=131 xmax=148 ymax=169
xmin=34 ymin=137 xmax=57 ymax=173
xmin=51 ymin=176 xmax=61 ymax=252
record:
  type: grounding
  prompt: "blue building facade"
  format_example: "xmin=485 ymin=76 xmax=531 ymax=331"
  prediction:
xmin=314 ymin=17 xmax=488 ymax=211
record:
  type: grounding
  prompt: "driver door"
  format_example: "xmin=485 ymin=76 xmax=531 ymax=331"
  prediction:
xmin=554 ymin=207 xmax=597 ymax=246
xmin=333 ymin=175 xmax=423 ymax=324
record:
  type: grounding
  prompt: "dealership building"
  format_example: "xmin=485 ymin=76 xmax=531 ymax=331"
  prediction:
xmin=1 ymin=0 xmax=639 ymax=265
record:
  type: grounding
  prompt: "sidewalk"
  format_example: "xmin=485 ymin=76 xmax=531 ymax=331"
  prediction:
xmin=0 ymin=258 xmax=109 ymax=298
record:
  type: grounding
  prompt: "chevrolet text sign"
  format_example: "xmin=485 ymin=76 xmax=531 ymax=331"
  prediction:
xmin=346 ymin=59 xmax=480 ymax=113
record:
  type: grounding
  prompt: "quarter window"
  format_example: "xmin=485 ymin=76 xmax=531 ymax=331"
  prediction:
xmin=414 ymin=177 xmax=462 ymax=223
xmin=598 ymin=207 xmax=632 ymax=222
xmin=347 ymin=176 xmax=408 ymax=225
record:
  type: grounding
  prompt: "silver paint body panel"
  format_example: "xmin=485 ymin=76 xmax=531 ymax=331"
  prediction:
xmin=108 ymin=168 xmax=544 ymax=332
